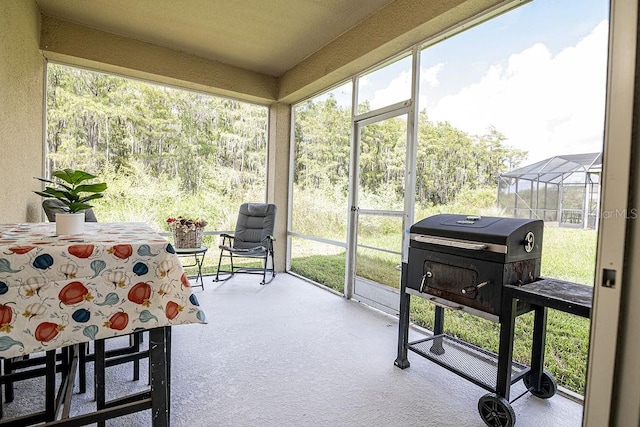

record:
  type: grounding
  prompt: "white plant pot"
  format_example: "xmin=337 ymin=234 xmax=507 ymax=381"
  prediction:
xmin=55 ymin=213 xmax=85 ymax=235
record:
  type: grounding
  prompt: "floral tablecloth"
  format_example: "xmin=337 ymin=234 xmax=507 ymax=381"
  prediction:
xmin=0 ymin=222 xmax=206 ymax=358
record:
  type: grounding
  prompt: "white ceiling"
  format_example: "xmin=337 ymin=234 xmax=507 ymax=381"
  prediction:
xmin=36 ymin=0 xmax=395 ymax=77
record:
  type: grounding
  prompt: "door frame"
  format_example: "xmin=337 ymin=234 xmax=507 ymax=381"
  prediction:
xmin=583 ymin=0 xmax=638 ymax=424
xmin=344 ymin=49 xmax=420 ymax=301
xmin=345 ymin=104 xmax=410 ymax=305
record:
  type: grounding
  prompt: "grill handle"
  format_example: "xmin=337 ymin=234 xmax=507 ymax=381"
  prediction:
xmin=413 ymin=235 xmax=488 ymax=251
xmin=428 ymin=297 xmax=463 ymax=311
xmin=461 ymin=281 xmax=490 ymax=298
xmin=419 ymin=272 xmax=432 ymax=292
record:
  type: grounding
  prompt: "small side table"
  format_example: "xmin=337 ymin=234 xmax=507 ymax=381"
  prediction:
xmin=175 ymin=246 xmax=208 ymax=289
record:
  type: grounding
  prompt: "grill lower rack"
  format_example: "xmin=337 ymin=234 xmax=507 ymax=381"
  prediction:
xmin=408 ymin=334 xmax=528 ymax=391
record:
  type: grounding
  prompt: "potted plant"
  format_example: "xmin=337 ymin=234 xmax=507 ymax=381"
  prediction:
xmin=34 ymin=168 xmax=107 ymax=235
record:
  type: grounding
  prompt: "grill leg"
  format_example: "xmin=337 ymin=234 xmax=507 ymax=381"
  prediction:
xmin=496 ymin=287 xmax=517 ymax=400
xmin=395 ymin=263 xmax=411 ymax=369
xmin=429 ymin=306 xmax=445 ymax=355
xmin=529 ymin=306 xmax=548 ymax=391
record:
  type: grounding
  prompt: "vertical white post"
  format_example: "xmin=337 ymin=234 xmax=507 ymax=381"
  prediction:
xmin=584 ymin=0 xmax=637 ymax=424
xmin=345 ymin=77 xmax=359 ymax=299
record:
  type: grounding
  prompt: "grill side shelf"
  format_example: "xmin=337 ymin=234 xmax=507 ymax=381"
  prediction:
xmin=408 ymin=334 xmax=529 ymax=393
xmin=505 ymin=279 xmax=592 ymax=318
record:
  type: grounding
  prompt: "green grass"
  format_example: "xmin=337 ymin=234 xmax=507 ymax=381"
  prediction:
xmin=356 ymin=250 xmax=401 ymax=289
xmin=541 ymin=226 xmax=597 ymax=285
xmin=292 ymin=254 xmax=346 ymax=292
xmin=289 ymin=226 xmax=596 ymax=394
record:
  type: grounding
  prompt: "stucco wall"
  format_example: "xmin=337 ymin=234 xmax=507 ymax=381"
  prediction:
xmin=0 ymin=0 xmax=44 ymax=222
xmin=40 ymin=16 xmax=278 ymax=105
xmin=267 ymin=103 xmax=291 ymax=272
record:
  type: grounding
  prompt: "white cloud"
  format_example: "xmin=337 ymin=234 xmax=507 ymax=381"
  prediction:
xmin=369 ymin=63 xmax=445 ymax=110
xmin=429 ymin=20 xmax=609 ymax=163
xmin=370 ymin=70 xmax=412 ymax=109
xmin=359 ymin=75 xmax=372 ymax=88
xmin=422 ymin=63 xmax=445 ymax=88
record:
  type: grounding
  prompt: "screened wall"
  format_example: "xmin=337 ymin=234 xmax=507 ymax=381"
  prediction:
xmin=46 ymin=63 xmax=269 ymax=230
xmin=498 ymin=153 xmax=602 ymax=228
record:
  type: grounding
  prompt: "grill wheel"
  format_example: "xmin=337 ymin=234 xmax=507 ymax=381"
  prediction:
xmin=523 ymin=369 xmax=557 ymax=399
xmin=478 ymin=393 xmax=515 ymax=427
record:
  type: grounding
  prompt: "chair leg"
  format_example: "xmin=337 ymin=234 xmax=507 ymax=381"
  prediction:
xmin=216 ymin=250 xmax=236 ymax=281
xmin=259 ymin=249 xmax=276 ymax=285
xmin=44 ymin=350 xmax=56 ymax=422
xmin=132 ymin=332 xmax=141 ymax=381
xmin=261 ymin=253 xmax=267 ymax=285
xmin=3 ymin=358 xmax=14 ymax=403
xmin=95 ymin=339 xmax=106 ymax=424
xmin=79 ymin=342 xmax=87 ymax=394
xmin=215 ymin=248 xmax=224 ymax=281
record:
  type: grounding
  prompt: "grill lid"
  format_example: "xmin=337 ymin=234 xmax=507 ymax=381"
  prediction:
xmin=410 ymin=214 xmax=543 ymax=262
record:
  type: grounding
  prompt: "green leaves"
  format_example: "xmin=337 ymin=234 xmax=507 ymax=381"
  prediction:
xmin=34 ymin=168 xmax=107 ymax=214
xmin=52 ymin=169 xmax=98 ymax=185
xmin=75 ymin=183 xmax=108 ymax=195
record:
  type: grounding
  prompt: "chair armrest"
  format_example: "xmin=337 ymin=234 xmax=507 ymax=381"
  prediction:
xmin=219 ymin=233 xmax=235 ymax=247
xmin=262 ymin=235 xmax=275 ymax=251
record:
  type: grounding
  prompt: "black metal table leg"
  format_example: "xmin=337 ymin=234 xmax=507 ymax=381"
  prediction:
xmin=60 ymin=347 xmax=68 ymax=387
xmin=195 ymin=253 xmax=205 ymax=289
xmin=57 ymin=345 xmax=78 ymax=420
xmin=176 ymin=248 xmax=207 ymax=289
xmin=131 ymin=333 xmax=141 ymax=381
xmin=3 ymin=359 xmax=14 ymax=403
xmin=94 ymin=339 xmax=106 ymax=427
xmin=45 ymin=350 xmax=56 ymax=422
xmin=165 ymin=326 xmax=172 ymax=421
xmin=78 ymin=342 xmax=87 ymax=394
xmin=394 ymin=263 xmax=411 ymax=369
xmin=0 ymin=366 xmax=3 ymax=420
xmin=149 ymin=327 xmax=169 ymax=427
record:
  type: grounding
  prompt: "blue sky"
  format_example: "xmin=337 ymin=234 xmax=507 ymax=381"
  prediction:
xmin=422 ymin=0 xmax=606 ymax=101
xmin=320 ymin=0 xmax=609 ymax=164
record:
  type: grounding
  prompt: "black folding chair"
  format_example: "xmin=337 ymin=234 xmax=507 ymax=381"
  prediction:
xmin=215 ymin=203 xmax=276 ymax=285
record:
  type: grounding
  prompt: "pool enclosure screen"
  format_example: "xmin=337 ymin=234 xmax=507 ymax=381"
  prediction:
xmin=498 ymin=153 xmax=601 ymax=229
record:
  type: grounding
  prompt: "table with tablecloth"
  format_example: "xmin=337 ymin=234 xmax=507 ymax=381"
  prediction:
xmin=0 ymin=222 xmax=206 ymax=425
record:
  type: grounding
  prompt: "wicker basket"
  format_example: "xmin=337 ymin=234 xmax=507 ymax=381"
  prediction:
xmin=173 ymin=227 xmax=204 ymax=249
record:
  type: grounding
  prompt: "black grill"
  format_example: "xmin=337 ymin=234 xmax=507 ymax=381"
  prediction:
xmin=407 ymin=214 xmax=543 ymax=319
xmin=396 ymin=214 xmax=593 ymax=426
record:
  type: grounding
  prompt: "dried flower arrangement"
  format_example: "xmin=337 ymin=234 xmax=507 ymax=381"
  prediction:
xmin=167 ymin=216 xmax=208 ymax=249
xmin=166 ymin=216 xmax=208 ymax=231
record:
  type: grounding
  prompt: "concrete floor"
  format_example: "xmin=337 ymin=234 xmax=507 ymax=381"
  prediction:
xmin=2 ymin=273 xmax=584 ymax=426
